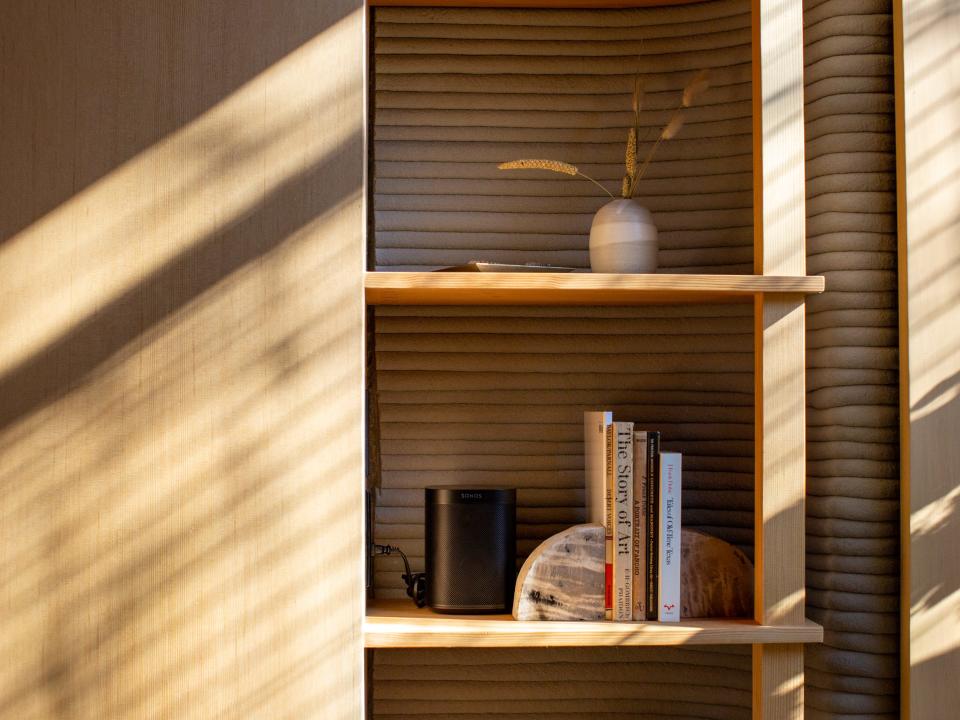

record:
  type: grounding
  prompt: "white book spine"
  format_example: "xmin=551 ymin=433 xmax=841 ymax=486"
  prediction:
xmin=658 ymin=452 xmax=682 ymax=622
xmin=613 ymin=422 xmax=634 ymax=621
xmin=632 ymin=431 xmax=648 ymax=621
xmin=584 ymin=411 xmax=613 ymax=526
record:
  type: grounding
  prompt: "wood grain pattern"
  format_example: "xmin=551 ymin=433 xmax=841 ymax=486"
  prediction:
xmin=894 ymin=3 xmax=912 ymax=716
xmin=753 ymin=296 xmax=806 ymax=720
xmin=682 ymin=529 xmax=754 ymax=619
xmin=752 ymin=645 xmax=804 ymax=720
xmin=366 ymin=600 xmax=823 ymax=648
xmin=366 ymin=271 xmax=824 ymax=305
xmin=0 ymin=3 xmax=366 ymax=718
xmin=754 ymin=297 xmax=806 ymax=628
xmin=894 ymin=1 xmax=911 ymax=713
xmin=752 ymin=0 xmax=806 ymax=278
xmin=896 ymin=1 xmax=960 ymax=717
xmin=370 ymin=0 xmax=701 ymax=6
xmin=752 ymin=0 xmax=807 ymax=715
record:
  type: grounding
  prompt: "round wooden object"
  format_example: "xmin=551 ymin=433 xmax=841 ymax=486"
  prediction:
xmin=681 ymin=528 xmax=753 ymax=618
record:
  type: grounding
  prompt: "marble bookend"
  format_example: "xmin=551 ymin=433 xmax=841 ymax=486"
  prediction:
xmin=512 ymin=524 xmax=753 ymax=621
xmin=512 ymin=523 xmax=605 ymax=621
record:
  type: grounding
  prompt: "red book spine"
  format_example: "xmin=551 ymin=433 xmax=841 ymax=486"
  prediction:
xmin=605 ymin=563 xmax=613 ymax=610
xmin=604 ymin=423 xmax=615 ymax=619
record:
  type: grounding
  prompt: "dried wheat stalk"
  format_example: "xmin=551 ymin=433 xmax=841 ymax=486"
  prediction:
xmin=683 ymin=70 xmax=710 ymax=108
xmin=630 ymin=70 xmax=710 ymax=197
xmin=498 ymin=68 xmax=710 ymax=202
xmin=498 ymin=159 xmax=578 ymax=176
xmin=498 ymin=159 xmax=615 ymax=199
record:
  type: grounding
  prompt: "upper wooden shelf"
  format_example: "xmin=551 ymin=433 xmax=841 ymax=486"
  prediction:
xmin=365 ymin=272 xmax=825 ymax=306
xmin=369 ymin=1 xmax=703 ymax=7
xmin=365 ymin=601 xmax=825 ymax=648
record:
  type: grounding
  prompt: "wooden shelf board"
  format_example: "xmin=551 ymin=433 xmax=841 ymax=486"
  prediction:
xmin=364 ymin=601 xmax=825 ymax=648
xmin=365 ymin=272 xmax=825 ymax=306
xmin=369 ymin=1 xmax=703 ymax=7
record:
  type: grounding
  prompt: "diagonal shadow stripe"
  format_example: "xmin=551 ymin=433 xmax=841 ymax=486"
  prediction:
xmin=0 ymin=0 xmax=360 ymax=243
xmin=0 ymin=130 xmax=363 ymax=434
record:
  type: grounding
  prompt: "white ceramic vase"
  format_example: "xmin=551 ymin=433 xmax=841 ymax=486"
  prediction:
xmin=589 ymin=199 xmax=658 ymax=273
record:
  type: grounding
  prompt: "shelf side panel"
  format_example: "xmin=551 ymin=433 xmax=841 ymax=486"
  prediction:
xmin=753 ymin=644 xmax=804 ymax=720
xmin=753 ymin=0 xmax=807 ymax=715
xmin=754 ymin=296 xmax=806 ymax=627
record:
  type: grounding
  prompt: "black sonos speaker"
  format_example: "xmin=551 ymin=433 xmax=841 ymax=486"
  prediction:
xmin=425 ymin=487 xmax=516 ymax=613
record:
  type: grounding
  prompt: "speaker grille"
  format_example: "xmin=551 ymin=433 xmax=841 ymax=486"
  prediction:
xmin=426 ymin=489 xmax=516 ymax=612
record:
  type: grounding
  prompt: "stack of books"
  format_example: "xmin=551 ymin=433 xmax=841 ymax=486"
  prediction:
xmin=584 ymin=411 xmax=682 ymax=623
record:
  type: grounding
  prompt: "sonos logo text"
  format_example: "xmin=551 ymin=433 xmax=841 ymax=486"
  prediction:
xmin=460 ymin=492 xmax=483 ymax=500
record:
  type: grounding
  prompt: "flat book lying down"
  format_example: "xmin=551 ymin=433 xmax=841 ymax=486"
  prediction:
xmin=434 ymin=262 xmax=579 ymax=273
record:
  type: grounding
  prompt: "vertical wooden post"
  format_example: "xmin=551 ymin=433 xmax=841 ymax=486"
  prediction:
xmin=752 ymin=0 xmax=808 ymax=717
xmin=753 ymin=296 xmax=807 ymax=720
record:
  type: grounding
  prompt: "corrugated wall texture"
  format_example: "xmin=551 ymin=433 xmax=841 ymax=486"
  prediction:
xmin=373 ymin=303 xmax=755 ymax=588
xmin=803 ymin=0 xmax=899 ymax=717
xmin=370 ymin=304 xmax=756 ymax=719
xmin=372 ymin=0 xmax=754 ymax=271
xmin=371 ymin=3 xmax=755 ymax=717
xmin=374 ymin=646 xmax=752 ymax=719
xmin=369 ymin=0 xmax=899 ymax=717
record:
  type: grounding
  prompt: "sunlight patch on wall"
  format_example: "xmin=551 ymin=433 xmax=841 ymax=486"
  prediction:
xmin=902 ymin=0 xmax=960 ymax=706
xmin=0 ymin=192 xmax=363 ymax=720
xmin=0 ymin=5 xmax=365 ymax=718
xmin=0 ymin=11 xmax=362 ymax=380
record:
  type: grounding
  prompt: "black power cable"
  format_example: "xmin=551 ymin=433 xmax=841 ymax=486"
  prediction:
xmin=373 ymin=544 xmax=426 ymax=608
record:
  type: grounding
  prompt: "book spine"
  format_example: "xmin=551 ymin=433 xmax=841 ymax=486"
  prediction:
xmin=632 ymin=431 xmax=648 ymax=620
xmin=645 ymin=432 xmax=661 ymax=620
xmin=658 ymin=451 xmax=682 ymax=622
xmin=604 ymin=423 xmax=615 ymax=619
xmin=613 ymin=422 xmax=634 ymax=621
xmin=584 ymin=411 xmax=613 ymax=526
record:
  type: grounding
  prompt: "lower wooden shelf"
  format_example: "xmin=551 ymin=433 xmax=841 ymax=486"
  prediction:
xmin=364 ymin=600 xmax=824 ymax=648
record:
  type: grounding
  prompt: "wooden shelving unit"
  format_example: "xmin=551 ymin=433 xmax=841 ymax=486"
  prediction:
xmin=366 ymin=601 xmax=823 ymax=649
xmin=364 ymin=268 xmax=826 ymax=656
xmin=364 ymin=268 xmax=824 ymax=714
xmin=364 ymin=0 xmax=814 ymax=717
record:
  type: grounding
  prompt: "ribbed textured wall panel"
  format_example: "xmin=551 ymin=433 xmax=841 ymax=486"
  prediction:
xmin=370 ymin=1 xmax=898 ymax=717
xmin=373 ymin=304 xmax=755 ymax=600
xmin=371 ymin=7 xmax=755 ymax=715
xmin=370 ymin=307 xmax=754 ymax=720
xmin=372 ymin=0 xmax=753 ymax=271
xmin=803 ymin=0 xmax=898 ymax=717
xmin=373 ymin=646 xmax=752 ymax=719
